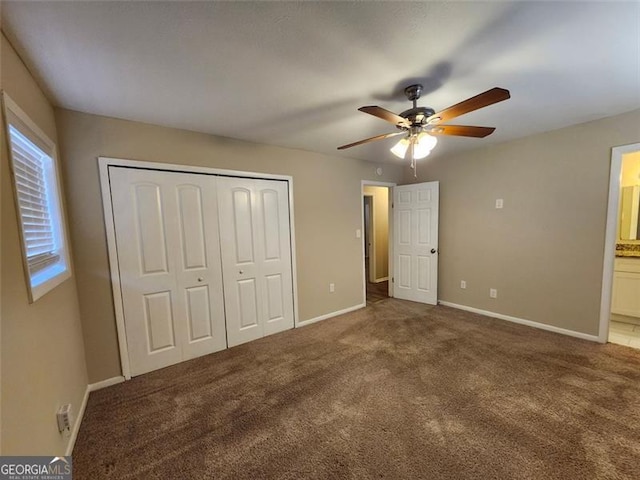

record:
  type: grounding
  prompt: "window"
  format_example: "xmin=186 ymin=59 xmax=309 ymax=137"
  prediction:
xmin=2 ymin=92 xmax=71 ymax=302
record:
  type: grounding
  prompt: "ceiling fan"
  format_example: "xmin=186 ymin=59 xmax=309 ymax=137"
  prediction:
xmin=338 ymin=85 xmax=511 ymax=176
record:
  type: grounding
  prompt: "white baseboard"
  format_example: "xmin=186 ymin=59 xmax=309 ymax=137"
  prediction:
xmin=297 ymin=303 xmax=366 ymax=327
xmin=438 ymin=301 xmax=600 ymax=342
xmin=66 ymin=386 xmax=89 ymax=456
xmin=65 ymin=376 xmax=125 ymax=456
xmin=89 ymin=376 xmax=125 ymax=392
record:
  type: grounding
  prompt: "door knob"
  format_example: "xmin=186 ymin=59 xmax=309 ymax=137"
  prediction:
xmin=431 ymin=248 xmax=437 ymax=254
xmin=239 ymin=270 xmax=244 ymax=274
xmin=197 ymin=277 xmax=203 ymax=282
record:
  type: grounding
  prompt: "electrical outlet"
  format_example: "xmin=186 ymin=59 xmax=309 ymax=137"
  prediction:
xmin=329 ymin=283 xmax=335 ymax=293
xmin=57 ymin=404 xmax=73 ymax=433
xmin=460 ymin=280 xmax=467 ymax=289
xmin=495 ymin=198 xmax=504 ymax=209
xmin=489 ymin=288 xmax=498 ymax=298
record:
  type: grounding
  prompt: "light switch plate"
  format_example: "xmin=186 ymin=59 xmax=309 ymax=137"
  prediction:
xmin=356 ymin=229 xmax=361 ymax=238
xmin=495 ymin=199 xmax=504 ymax=209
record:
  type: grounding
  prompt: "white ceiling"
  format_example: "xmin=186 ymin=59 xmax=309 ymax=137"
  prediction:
xmin=2 ymin=1 xmax=639 ymax=163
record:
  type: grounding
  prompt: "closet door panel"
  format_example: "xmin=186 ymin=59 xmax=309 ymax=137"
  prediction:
xmin=218 ymin=177 xmax=294 ymax=347
xmin=255 ymin=181 xmax=294 ymax=337
xmin=218 ymin=178 xmax=263 ymax=346
xmin=110 ymin=168 xmax=182 ymax=376
xmin=110 ymin=167 xmax=226 ymax=375
xmin=169 ymin=173 xmax=227 ymax=361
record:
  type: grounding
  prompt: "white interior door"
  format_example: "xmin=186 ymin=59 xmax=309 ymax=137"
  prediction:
xmin=217 ymin=176 xmax=294 ymax=347
xmin=393 ymin=182 xmax=439 ymax=304
xmin=110 ymin=167 xmax=227 ymax=376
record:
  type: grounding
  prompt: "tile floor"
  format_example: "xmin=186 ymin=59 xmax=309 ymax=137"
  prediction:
xmin=609 ymin=320 xmax=640 ymax=349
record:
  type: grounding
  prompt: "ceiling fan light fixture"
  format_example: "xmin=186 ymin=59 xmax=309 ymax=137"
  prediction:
xmin=390 ymin=137 xmax=410 ymax=159
xmin=391 ymin=132 xmax=438 ymax=160
xmin=413 ymin=132 xmax=437 ymax=159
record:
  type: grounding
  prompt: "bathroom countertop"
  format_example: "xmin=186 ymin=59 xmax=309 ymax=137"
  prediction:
xmin=616 ymin=244 xmax=640 ymax=258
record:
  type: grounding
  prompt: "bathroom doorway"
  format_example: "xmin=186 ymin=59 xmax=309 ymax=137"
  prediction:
xmin=602 ymin=143 xmax=640 ymax=349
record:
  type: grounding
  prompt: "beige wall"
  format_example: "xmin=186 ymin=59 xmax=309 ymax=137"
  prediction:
xmin=363 ymin=186 xmax=389 ymax=281
xmin=54 ymin=109 xmax=404 ymax=383
xmin=404 ymin=109 xmax=640 ymax=336
xmin=1 ymin=33 xmax=88 ymax=455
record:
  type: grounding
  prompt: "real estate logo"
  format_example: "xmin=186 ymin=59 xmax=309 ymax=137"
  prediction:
xmin=0 ymin=456 xmax=72 ymax=480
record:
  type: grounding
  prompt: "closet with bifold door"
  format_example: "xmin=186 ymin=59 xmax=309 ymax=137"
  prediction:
xmin=108 ymin=166 xmax=295 ymax=377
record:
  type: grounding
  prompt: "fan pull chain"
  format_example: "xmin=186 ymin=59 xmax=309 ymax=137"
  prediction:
xmin=409 ymin=138 xmax=417 ymax=178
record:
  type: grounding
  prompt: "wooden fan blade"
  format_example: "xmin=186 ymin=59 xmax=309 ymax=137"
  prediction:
xmin=359 ymin=106 xmax=410 ymax=127
xmin=430 ymin=125 xmax=496 ymax=138
xmin=337 ymin=131 xmax=405 ymax=150
xmin=427 ymin=87 xmax=510 ymax=124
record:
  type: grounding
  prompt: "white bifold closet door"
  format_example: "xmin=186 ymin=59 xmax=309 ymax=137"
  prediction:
xmin=217 ymin=176 xmax=295 ymax=347
xmin=110 ymin=167 xmax=227 ymax=376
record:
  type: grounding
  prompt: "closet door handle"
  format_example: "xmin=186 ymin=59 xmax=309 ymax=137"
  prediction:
xmin=197 ymin=277 xmax=203 ymax=282
xmin=239 ymin=270 xmax=244 ymax=275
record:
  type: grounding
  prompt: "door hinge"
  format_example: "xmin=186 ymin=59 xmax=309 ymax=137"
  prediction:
xmin=392 ymin=277 xmax=394 ymax=283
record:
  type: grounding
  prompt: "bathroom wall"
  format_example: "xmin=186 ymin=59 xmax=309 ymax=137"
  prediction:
xmin=618 ymin=151 xmax=640 ymax=245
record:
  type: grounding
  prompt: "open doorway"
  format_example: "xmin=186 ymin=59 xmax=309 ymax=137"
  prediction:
xmin=601 ymin=143 xmax=640 ymax=349
xmin=362 ymin=184 xmax=391 ymax=305
xmin=607 ymin=148 xmax=640 ymax=348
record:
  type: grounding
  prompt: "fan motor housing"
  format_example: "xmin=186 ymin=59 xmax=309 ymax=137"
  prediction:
xmin=398 ymin=106 xmax=436 ymax=127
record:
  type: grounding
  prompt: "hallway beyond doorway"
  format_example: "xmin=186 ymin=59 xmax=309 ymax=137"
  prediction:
xmin=366 ymin=278 xmax=389 ymax=304
xmin=365 ymin=263 xmax=388 ymax=304
xmin=362 ymin=184 xmax=391 ymax=305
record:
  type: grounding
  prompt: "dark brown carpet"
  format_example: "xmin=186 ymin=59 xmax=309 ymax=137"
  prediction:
xmin=73 ymin=300 xmax=640 ymax=479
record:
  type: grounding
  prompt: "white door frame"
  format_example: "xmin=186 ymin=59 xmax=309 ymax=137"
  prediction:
xmin=598 ymin=142 xmax=640 ymax=343
xmin=99 ymin=156 xmax=299 ymax=379
xmin=361 ymin=180 xmax=396 ymax=303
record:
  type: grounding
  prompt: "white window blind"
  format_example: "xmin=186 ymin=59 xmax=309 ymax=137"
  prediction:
xmin=3 ymin=92 xmax=71 ymax=302
xmin=8 ymin=125 xmax=60 ymax=274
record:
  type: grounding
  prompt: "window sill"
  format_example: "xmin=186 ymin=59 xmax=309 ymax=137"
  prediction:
xmin=30 ymin=263 xmax=72 ymax=302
